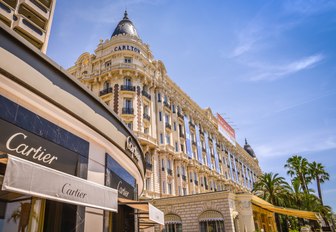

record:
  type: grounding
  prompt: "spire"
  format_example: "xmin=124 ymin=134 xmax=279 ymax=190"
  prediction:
xmin=245 ymin=138 xmax=248 ymax=145
xmin=123 ymin=10 xmax=128 ymax=20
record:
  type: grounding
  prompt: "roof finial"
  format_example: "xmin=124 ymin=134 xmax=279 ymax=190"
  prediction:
xmin=245 ymin=138 xmax=248 ymax=145
xmin=123 ymin=10 xmax=128 ymax=19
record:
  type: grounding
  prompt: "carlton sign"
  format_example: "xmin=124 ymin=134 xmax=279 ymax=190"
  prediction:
xmin=217 ymin=113 xmax=236 ymax=146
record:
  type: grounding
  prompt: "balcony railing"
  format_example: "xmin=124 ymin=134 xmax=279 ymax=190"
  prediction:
xmin=165 ymin=122 xmax=172 ymax=130
xmin=121 ymin=85 xmax=136 ymax=92
xmin=145 ymin=162 xmax=152 ymax=171
xmin=177 ymin=112 xmax=184 ymax=119
xmin=122 ymin=107 xmax=134 ymax=114
xmin=13 ymin=15 xmax=45 ymax=46
xmin=141 ymin=90 xmax=151 ymax=100
xmin=189 ymin=121 xmax=195 ymax=129
xmin=167 ymin=169 xmax=173 ymax=176
xmin=0 ymin=2 xmax=14 ymax=26
xmin=21 ymin=0 xmax=50 ymax=21
xmin=143 ymin=113 xmax=150 ymax=121
xmin=163 ymin=101 xmax=171 ymax=109
xmin=182 ymin=175 xmax=186 ymax=181
xmin=99 ymin=87 xmax=112 ymax=96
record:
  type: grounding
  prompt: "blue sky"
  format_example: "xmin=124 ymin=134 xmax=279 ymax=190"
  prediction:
xmin=47 ymin=0 xmax=336 ymax=210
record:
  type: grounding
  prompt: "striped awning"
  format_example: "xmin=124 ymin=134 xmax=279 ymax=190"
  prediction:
xmin=165 ymin=214 xmax=182 ymax=224
xmin=199 ymin=210 xmax=224 ymax=222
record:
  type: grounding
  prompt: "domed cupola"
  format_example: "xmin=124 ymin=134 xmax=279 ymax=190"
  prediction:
xmin=111 ymin=11 xmax=139 ymax=38
xmin=244 ymin=138 xmax=256 ymax=158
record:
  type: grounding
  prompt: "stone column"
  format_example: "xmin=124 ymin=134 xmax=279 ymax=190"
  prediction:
xmin=236 ymin=194 xmax=255 ymax=232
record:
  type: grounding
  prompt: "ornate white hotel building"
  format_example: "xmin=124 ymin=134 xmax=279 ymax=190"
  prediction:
xmin=68 ymin=11 xmax=262 ymax=201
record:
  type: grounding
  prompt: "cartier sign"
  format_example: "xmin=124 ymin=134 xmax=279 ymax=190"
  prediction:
xmin=126 ymin=136 xmax=141 ymax=163
xmin=0 ymin=119 xmax=79 ymax=175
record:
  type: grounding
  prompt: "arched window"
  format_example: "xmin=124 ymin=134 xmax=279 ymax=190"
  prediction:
xmin=103 ymin=81 xmax=110 ymax=90
xmin=124 ymin=77 xmax=132 ymax=86
xmin=145 ymin=153 xmax=151 ymax=164
xmin=164 ymin=214 xmax=182 ymax=232
xmin=199 ymin=210 xmax=225 ymax=232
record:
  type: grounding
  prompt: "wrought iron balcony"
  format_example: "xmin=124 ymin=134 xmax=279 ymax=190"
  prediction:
xmin=177 ymin=112 xmax=184 ymax=119
xmin=145 ymin=162 xmax=152 ymax=170
xmin=99 ymin=87 xmax=112 ymax=96
xmin=165 ymin=122 xmax=172 ymax=130
xmin=189 ymin=121 xmax=195 ymax=129
xmin=182 ymin=175 xmax=186 ymax=181
xmin=143 ymin=113 xmax=150 ymax=121
xmin=121 ymin=85 xmax=136 ymax=92
xmin=122 ymin=107 xmax=134 ymax=114
xmin=163 ymin=101 xmax=171 ymax=109
xmin=141 ymin=90 xmax=151 ymax=100
xmin=167 ymin=169 xmax=173 ymax=176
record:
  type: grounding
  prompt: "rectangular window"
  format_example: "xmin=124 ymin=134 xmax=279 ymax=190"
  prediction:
xmin=159 ymin=111 xmax=162 ymax=121
xmin=144 ymin=127 xmax=149 ymax=134
xmin=173 ymin=122 xmax=177 ymax=131
xmin=165 ymin=114 xmax=170 ymax=124
xmin=168 ymin=183 xmax=172 ymax=194
xmin=126 ymin=122 xmax=133 ymax=130
xmin=175 ymin=142 xmax=178 ymax=152
xmin=146 ymin=178 xmax=151 ymax=190
xmin=162 ymin=181 xmax=166 ymax=194
xmin=181 ymin=144 xmax=184 ymax=152
xmin=161 ymin=159 xmax=165 ymax=169
xmin=160 ymin=133 xmax=163 ymax=144
xmin=166 ymin=134 xmax=171 ymax=145
xmin=183 ymin=187 xmax=187 ymax=196
xmin=178 ymin=186 xmax=182 ymax=196
xmin=123 ymin=98 xmax=132 ymax=108
xmin=157 ymin=92 xmax=161 ymax=102
xmin=124 ymin=57 xmax=132 ymax=63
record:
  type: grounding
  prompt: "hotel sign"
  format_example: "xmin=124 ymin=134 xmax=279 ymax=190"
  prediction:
xmin=2 ymin=156 xmax=118 ymax=212
xmin=113 ymin=45 xmax=141 ymax=54
xmin=217 ymin=113 xmax=236 ymax=146
xmin=0 ymin=119 xmax=79 ymax=175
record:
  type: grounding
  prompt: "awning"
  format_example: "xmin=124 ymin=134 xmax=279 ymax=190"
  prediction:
xmin=118 ymin=198 xmax=164 ymax=229
xmin=165 ymin=214 xmax=182 ymax=224
xmin=199 ymin=210 xmax=224 ymax=222
xmin=252 ymin=195 xmax=319 ymax=221
xmin=2 ymin=155 xmax=118 ymax=212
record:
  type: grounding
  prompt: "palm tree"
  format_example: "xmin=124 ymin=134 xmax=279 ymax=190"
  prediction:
xmin=308 ymin=161 xmax=329 ymax=205
xmin=284 ymin=155 xmax=311 ymax=193
xmin=253 ymin=172 xmax=291 ymax=232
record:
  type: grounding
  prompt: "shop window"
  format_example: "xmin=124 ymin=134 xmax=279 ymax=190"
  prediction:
xmin=164 ymin=214 xmax=182 ymax=232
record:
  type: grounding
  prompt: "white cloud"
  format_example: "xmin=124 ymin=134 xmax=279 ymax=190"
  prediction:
xmin=254 ymin=133 xmax=336 ymax=158
xmin=248 ymin=54 xmax=324 ymax=82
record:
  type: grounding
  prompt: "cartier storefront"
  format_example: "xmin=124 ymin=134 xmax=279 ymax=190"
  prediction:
xmin=0 ymin=24 xmax=163 ymax=231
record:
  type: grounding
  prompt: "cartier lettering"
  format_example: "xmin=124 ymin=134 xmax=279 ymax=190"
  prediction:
xmin=117 ymin=181 xmax=130 ymax=198
xmin=62 ymin=183 xmax=87 ymax=199
xmin=126 ymin=136 xmax=140 ymax=162
xmin=6 ymin=133 xmax=58 ymax=164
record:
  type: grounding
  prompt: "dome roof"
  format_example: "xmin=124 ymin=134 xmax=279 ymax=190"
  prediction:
xmin=111 ymin=11 xmax=139 ymax=38
xmin=244 ymin=139 xmax=256 ymax=158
